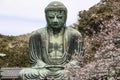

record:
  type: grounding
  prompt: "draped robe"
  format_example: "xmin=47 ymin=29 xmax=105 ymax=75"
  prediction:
xmin=19 ymin=27 xmax=83 ymax=80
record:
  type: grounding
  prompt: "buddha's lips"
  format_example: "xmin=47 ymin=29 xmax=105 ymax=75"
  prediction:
xmin=53 ymin=23 xmax=59 ymax=26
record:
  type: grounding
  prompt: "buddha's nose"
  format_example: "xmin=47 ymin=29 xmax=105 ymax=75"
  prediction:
xmin=53 ymin=16 xmax=58 ymax=24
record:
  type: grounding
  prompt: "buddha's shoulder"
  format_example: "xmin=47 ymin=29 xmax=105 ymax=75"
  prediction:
xmin=66 ymin=27 xmax=82 ymax=36
xmin=31 ymin=27 xmax=46 ymax=36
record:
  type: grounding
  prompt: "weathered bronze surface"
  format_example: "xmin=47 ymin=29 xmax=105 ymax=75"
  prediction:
xmin=19 ymin=1 xmax=83 ymax=80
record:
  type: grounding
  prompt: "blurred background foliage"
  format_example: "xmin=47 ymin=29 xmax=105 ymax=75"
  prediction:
xmin=0 ymin=0 xmax=119 ymax=70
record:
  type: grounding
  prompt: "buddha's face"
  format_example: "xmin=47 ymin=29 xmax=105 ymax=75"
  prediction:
xmin=46 ymin=10 xmax=66 ymax=29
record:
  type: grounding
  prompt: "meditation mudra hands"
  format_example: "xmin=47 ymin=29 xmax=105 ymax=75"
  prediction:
xmin=32 ymin=60 xmax=79 ymax=69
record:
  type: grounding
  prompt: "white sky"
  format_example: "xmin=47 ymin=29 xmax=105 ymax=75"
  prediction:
xmin=0 ymin=0 xmax=100 ymax=36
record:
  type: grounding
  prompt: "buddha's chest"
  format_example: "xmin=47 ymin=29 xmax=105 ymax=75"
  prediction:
xmin=48 ymin=35 xmax=64 ymax=59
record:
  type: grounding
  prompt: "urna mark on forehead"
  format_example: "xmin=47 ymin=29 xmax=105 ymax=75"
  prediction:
xmin=46 ymin=10 xmax=65 ymax=15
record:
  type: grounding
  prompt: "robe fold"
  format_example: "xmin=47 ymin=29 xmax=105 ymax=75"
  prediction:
xmin=29 ymin=27 xmax=83 ymax=67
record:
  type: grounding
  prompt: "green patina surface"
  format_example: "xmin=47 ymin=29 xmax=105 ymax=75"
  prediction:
xmin=19 ymin=1 xmax=83 ymax=80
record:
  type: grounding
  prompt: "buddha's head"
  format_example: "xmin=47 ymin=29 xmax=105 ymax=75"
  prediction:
xmin=45 ymin=1 xmax=67 ymax=29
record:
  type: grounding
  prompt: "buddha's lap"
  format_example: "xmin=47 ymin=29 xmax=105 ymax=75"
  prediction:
xmin=19 ymin=68 xmax=69 ymax=76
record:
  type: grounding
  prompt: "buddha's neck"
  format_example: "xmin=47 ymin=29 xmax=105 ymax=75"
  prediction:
xmin=48 ymin=27 xmax=65 ymax=36
xmin=53 ymin=28 xmax=61 ymax=34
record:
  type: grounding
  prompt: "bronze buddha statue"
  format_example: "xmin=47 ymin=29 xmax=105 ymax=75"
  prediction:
xmin=19 ymin=1 xmax=83 ymax=80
